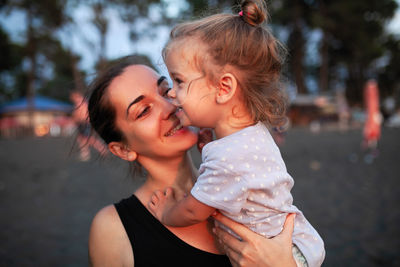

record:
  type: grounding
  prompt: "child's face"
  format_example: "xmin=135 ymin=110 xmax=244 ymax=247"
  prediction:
xmin=165 ymin=42 xmax=219 ymax=128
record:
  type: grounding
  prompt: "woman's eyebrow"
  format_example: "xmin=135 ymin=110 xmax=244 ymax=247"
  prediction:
xmin=157 ymin=76 xmax=166 ymax=86
xmin=126 ymin=95 xmax=145 ymax=117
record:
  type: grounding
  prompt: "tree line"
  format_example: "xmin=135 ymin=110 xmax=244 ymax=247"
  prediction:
xmin=0 ymin=0 xmax=399 ymax=107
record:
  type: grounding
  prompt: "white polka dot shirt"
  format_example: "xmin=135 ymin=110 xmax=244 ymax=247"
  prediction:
xmin=191 ymin=122 xmax=325 ymax=267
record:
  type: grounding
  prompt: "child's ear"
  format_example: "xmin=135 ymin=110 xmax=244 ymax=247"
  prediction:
xmin=108 ymin=142 xmax=137 ymax=162
xmin=216 ymin=73 xmax=238 ymax=104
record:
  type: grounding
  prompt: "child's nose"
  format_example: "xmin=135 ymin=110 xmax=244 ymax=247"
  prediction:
xmin=166 ymin=87 xmax=181 ymax=107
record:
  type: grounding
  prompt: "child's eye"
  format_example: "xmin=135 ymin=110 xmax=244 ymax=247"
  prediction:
xmin=174 ymin=78 xmax=183 ymax=84
xmin=137 ymin=106 xmax=151 ymax=119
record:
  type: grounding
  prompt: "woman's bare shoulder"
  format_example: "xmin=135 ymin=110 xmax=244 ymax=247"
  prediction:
xmin=89 ymin=205 xmax=133 ymax=266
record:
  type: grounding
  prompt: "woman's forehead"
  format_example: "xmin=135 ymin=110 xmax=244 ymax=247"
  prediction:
xmin=107 ymin=65 xmax=160 ymax=109
xmin=112 ymin=66 xmax=159 ymax=92
xmin=124 ymin=65 xmax=159 ymax=83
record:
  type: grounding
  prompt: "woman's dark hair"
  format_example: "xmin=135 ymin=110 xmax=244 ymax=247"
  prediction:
xmin=88 ymin=56 xmax=148 ymax=176
xmin=87 ymin=56 xmax=138 ymax=144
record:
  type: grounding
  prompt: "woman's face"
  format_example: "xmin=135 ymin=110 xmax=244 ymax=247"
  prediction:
xmin=107 ymin=65 xmax=197 ymax=161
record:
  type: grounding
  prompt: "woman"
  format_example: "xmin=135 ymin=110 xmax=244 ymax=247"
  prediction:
xmin=88 ymin=58 xmax=296 ymax=266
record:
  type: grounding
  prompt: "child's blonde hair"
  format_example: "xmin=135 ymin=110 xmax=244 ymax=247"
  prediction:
xmin=163 ymin=0 xmax=288 ymax=129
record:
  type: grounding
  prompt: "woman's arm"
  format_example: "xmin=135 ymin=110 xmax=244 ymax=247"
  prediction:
xmin=89 ymin=205 xmax=133 ymax=267
xmin=212 ymin=212 xmax=297 ymax=267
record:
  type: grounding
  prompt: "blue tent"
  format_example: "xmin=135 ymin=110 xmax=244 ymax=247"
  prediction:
xmin=0 ymin=95 xmax=73 ymax=114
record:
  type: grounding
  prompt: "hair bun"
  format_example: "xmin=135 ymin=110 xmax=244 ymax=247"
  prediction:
xmin=240 ymin=0 xmax=268 ymax=26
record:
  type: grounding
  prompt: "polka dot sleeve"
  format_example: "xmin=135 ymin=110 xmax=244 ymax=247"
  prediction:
xmin=191 ymin=152 xmax=249 ymax=215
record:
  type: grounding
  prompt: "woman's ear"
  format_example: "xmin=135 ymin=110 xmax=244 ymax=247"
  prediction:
xmin=108 ymin=142 xmax=137 ymax=161
xmin=216 ymin=73 xmax=238 ymax=104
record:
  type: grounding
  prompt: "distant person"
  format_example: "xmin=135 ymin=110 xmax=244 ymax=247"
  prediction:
xmin=87 ymin=61 xmax=298 ymax=266
xmin=336 ymin=89 xmax=350 ymax=132
xmin=382 ymin=96 xmax=396 ymax=122
xmin=386 ymin=108 xmax=400 ymax=128
xmin=148 ymin=1 xmax=325 ymax=266
xmin=70 ymin=91 xmax=106 ymax=161
xmin=362 ymin=79 xmax=381 ymax=162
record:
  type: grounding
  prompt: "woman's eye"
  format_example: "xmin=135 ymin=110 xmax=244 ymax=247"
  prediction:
xmin=162 ymin=88 xmax=172 ymax=97
xmin=137 ymin=106 xmax=151 ymax=119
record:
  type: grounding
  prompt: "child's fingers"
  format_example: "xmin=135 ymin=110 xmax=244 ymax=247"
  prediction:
xmin=164 ymin=187 xmax=173 ymax=196
xmin=148 ymin=194 xmax=158 ymax=211
xmin=148 ymin=200 xmax=155 ymax=210
xmin=152 ymin=190 xmax=165 ymax=202
xmin=150 ymin=191 xmax=161 ymax=204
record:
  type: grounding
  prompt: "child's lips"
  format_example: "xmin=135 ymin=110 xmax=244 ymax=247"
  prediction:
xmin=175 ymin=107 xmax=184 ymax=119
xmin=175 ymin=107 xmax=191 ymax=127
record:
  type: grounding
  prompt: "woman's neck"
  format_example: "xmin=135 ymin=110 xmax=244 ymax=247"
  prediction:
xmin=134 ymin=152 xmax=196 ymax=202
xmin=132 ymin=151 xmax=223 ymax=255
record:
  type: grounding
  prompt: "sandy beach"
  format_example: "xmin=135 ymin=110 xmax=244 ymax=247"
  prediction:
xmin=0 ymin=127 xmax=399 ymax=266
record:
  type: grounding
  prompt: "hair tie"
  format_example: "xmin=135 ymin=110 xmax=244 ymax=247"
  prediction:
xmin=239 ymin=11 xmax=243 ymax=16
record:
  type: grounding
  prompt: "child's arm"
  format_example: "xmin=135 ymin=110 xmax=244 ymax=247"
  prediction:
xmin=149 ymin=187 xmax=216 ymax=227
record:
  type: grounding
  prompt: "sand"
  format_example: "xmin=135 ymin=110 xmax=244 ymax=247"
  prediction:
xmin=0 ymin=127 xmax=399 ymax=266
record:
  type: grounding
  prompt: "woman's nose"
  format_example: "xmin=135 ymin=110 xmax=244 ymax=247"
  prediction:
xmin=161 ymin=97 xmax=178 ymax=120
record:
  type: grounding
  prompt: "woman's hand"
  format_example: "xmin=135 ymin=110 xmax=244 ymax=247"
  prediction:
xmin=212 ymin=213 xmax=297 ymax=267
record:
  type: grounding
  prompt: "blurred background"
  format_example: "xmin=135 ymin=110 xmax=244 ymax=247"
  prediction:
xmin=0 ymin=0 xmax=399 ymax=266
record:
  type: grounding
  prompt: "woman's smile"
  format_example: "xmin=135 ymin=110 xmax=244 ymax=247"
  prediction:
xmin=164 ymin=120 xmax=183 ymax=137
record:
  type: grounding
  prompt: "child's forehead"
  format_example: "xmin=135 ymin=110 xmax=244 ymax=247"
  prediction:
xmin=167 ymin=38 xmax=207 ymax=70
xmin=171 ymin=37 xmax=205 ymax=57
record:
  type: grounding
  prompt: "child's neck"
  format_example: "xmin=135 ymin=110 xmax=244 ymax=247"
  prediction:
xmin=214 ymin=115 xmax=255 ymax=139
xmin=212 ymin=90 xmax=255 ymax=139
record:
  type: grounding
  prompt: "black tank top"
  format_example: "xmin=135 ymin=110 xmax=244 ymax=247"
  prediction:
xmin=115 ymin=195 xmax=232 ymax=267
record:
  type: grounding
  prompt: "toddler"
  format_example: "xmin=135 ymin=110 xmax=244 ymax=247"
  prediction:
xmin=149 ymin=1 xmax=325 ymax=266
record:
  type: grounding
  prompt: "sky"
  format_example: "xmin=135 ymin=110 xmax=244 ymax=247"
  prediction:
xmin=58 ymin=4 xmax=175 ymax=76
xmin=61 ymin=0 xmax=190 ymax=76
xmin=389 ymin=0 xmax=400 ymax=32
xmin=0 ymin=1 xmax=399 ymax=80
xmin=70 ymin=1 xmax=400 ymax=78
xmin=0 ymin=1 xmax=186 ymax=77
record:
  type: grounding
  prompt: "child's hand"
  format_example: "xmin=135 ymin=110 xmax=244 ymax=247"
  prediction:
xmin=148 ymin=187 xmax=178 ymax=223
xmin=197 ymin=128 xmax=213 ymax=153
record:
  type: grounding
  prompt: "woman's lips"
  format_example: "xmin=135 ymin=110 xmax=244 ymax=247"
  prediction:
xmin=164 ymin=122 xmax=183 ymax=137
